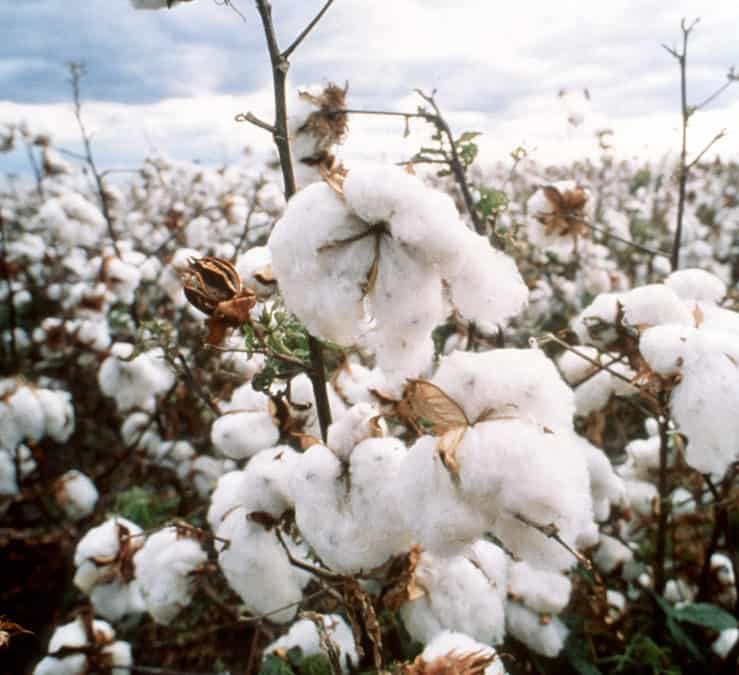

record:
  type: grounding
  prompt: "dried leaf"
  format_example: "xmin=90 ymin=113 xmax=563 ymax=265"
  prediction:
xmin=437 ymin=426 xmax=466 ymax=480
xmin=382 ymin=545 xmax=426 ymax=611
xmin=692 ymin=303 xmax=704 ymax=328
xmin=291 ymin=432 xmax=323 ymax=450
xmin=397 ymin=379 xmax=469 ymax=435
xmin=403 ymin=650 xmax=498 ymax=675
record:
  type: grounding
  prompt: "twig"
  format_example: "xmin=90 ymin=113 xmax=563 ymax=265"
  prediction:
xmin=0 ymin=213 xmax=17 ymax=365
xmin=686 ymin=129 xmax=727 ymax=170
xmin=21 ymin=137 xmax=44 ymax=200
xmin=573 ymin=216 xmax=670 ymax=258
xmin=68 ymin=62 xmax=122 ymax=258
xmin=232 ymin=185 xmax=262 ymax=260
xmin=281 ymin=0 xmax=334 ymax=60
xmin=234 ymin=112 xmax=275 ymax=133
xmin=513 ymin=513 xmax=592 ymax=570
xmin=571 ymin=353 xmax=627 ymax=388
xmin=251 ymin=0 xmax=333 ymax=440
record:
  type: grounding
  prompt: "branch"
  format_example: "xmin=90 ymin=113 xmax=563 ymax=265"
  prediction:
xmin=513 ymin=513 xmax=592 ymax=571
xmin=281 ymin=0 xmax=334 ymax=60
xmin=574 ymin=217 xmax=671 ymax=258
xmin=686 ymin=129 xmax=727 ymax=170
xmin=68 ymin=62 xmax=122 ymax=258
xmin=234 ymin=111 xmax=275 ymax=134
xmin=654 ymin=412 xmax=672 ymax=596
xmin=252 ymin=0 xmax=332 ymax=440
xmin=0 ymin=213 xmax=17 ymax=366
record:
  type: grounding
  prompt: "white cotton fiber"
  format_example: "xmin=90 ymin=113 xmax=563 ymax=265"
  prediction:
xmin=508 ymin=561 xmax=572 ymax=614
xmin=264 ymin=614 xmax=358 ymax=672
xmin=418 ymin=631 xmax=506 ymax=675
xmin=134 ymin=527 xmax=207 ymax=624
xmin=54 ymin=470 xmax=98 ymax=520
xmin=640 ymin=324 xmax=739 ymax=476
xmin=665 ymin=268 xmax=726 ymax=305
xmin=505 ymin=601 xmax=569 ymax=657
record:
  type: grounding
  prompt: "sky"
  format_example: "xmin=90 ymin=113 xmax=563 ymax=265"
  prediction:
xmin=1 ymin=0 xmax=738 ymax=177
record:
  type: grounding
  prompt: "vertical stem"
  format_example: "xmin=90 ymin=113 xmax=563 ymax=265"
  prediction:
xmin=0 ymin=212 xmax=17 ymax=366
xmin=253 ymin=0 xmax=332 ymax=441
xmin=23 ymin=138 xmax=44 ymax=200
xmin=654 ymin=414 xmax=671 ymax=596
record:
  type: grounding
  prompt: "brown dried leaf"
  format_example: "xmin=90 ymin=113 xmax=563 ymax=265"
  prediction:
xmin=692 ymin=303 xmax=704 ymax=328
xmin=397 ymin=379 xmax=469 ymax=435
xmin=382 ymin=545 xmax=426 ymax=612
xmin=291 ymin=432 xmax=323 ymax=450
xmin=437 ymin=426 xmax=466 ymax=480
xmin=403 ymin=650 xmax=498 ymax=675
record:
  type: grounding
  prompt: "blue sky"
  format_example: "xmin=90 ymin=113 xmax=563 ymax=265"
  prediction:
xmin=1 ymin=0 xmax=738 ymax=175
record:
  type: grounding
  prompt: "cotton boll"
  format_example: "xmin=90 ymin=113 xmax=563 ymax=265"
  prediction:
xmin=207 ymin=469 xmax=244 ymax=531
xmin=332 ymin=359 xmax=397 ymax=405
xmin=665 ymin=268 xmax=726 ymax=305
xmin=190 ymin=455 xmax=235 ymax=497
xmin=54 ymin=470 xmax=98 ymax=520
xmin=7 ymin=385 xmax=45 ymax=442
xmin=161 ymin=248 xmax=202 ymax=307
xmin=396 ymin=434 xmax=491 ymax=557
xmin=102 ymin=257 xmax=142 ymax=305
xmin=400 ymin=550 xmax=507 ymax=646
xmin=505 ymin=601 xmax=569 ymax=658
xmin=291 ymin=440 xmax=412 ymax=573
xmin=238 ymin=445 xmax=300 ymax=516
xmin=557 ymin=346 xmax=601 ymax=384
xmin=216 ymin=508 xmax=310 ymax=623
xmin=74 ymin=516 xmax=143 ymax=595
xmin=572 ymin=292 xmax=621 ymax=347
xmin=211 ymin=410 xmax=279 ymax=460
xmin=712 ymin=628 xmax=739 ymax=660
xmin=578 ymin=439 xmax=625 ymax=521
xmin=90 ymin=581 xmax=146 ymax=622
xmin=326 ymin=402 xmax=384 ymax=460
xmin=286 ymin=373 xmax=348 ymax=438
xmin=0 ymin=400 xmax=23 ymax=449
xmin=508 ymin=561 xmax=572 ymax=614
xmin=120 ymin=412 xmax=161 ymax=452
xmin=432 ymin=348 xmax=575 ymax=431
xmin=664 ymin=579 xmax=697 ymax=604
xmin=593 ymin=534 xmax=634 ymax=574
xmin=417 ymin=631 xmax=506 ymax=675
xmin=640 ymin=325 xmax=739 ymax=476
xmin=670 ymin=487 xmax=696 ymax=517
xmin=134 ymin=527 xmax=207 ymax=624
xmin=0 ymin=449 xmax=18 ymax=495
xmin=36 ymin=388 xmax=75 ymax=442
xmin=444 ymin=230 xmax=528 ymax=332
xmin=623 ymin=478 xmax=657 ymax=517
xmin=264 ymin=614 xmax=358 ymax=672
xmin=621 ymin=284 xmax=693 ymax=328
xmin=235 ymin=246 xmax=276 ymax=298
xmin=606 ymin=589 xmax=627 ymax=622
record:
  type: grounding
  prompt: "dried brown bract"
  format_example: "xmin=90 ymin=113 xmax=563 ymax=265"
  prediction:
xmin=538 ymin=185 xmax=589 ymax=238
xmin=182 ymin=256 xmax=256 ymax=345
xmin=404 ymin=649 xmax=499 ymax=675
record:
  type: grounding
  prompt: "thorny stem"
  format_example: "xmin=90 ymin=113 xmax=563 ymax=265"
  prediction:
xmin=68 ymin=63 xmax=122 ymax=258
xmin=252 ymin=0 xmax=332 ymax=441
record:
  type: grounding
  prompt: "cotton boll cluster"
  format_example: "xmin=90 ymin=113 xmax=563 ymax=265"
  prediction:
xmin=133 ymin=526 xmax=207 ymax=624
xmin=98 ymin=343 xmax=175 ymax=412
xmin=264 ymin=613 xmax=358 ymax=672
xmin=54 ymin=470 xmax=98 ymax=520
xmin=269 ymin=163 xmax=527 ymax=383
xmin=36 ymin=191 xmax=106 ymax=249
xmin=74 ymin=517 xmax=145 ymax=620
xmin=33 ymin=616 xmax=132 ymax=675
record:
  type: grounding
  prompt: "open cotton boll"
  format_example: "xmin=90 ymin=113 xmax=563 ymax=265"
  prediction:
xmin=237 ymin=445 xmax=300 ymax=517
xmin=620 ymin=284 xmax=693 ymax=328
xmin=211 ymin=410 xmax=279 ymax=460
xmin=396 ymin=434 xmax=491 ymax=557
xmin=291 ymin=440 xmax=412 ymax=573
xmin=54 ymin=470 xmax=98 ymax=520
xmin=235 ymin=246 xmax=275 ymax=298
xmin=7 ymin=385 xmax=45 ymax=442
xmin=400 ymin=549 xmax=507 ymax=646
xmin=622 ymin=478 xmax=658 ymax=517
xmin=508 ymin=561 xmax=572 ymax=614
xmin=216 ymin=508 xmax=310 ymax=623
xmin=36 ymin=388 xmax=75 ymax=442
xmin=264 ymin=614 xmax=358 ymax=672
xmin=101 ymin=257 xmax=142 ymax=305
xmin=34 ymin=616 xmax=132 ymax=675
xmin=468 ymin=421 xmax=594 ymax=571
xmin=190 ymin=455 xmax=235 ymax=497
xmin=160 ymin=247 xmax=202 ymax=307
xmin=416 ymin=631 xmax=507 ymax=675
xmin=640 ymin=325 xmax=739 ymax=476
xmin=333 ymin=358 xmax=399 ymax=403
xmin=0 ymin=401 xmax=23 ymax=449
xmin=286 ymin=373 xmax=348 ymax=438
xmin=326 ymin=402 xmax=384 ymax=460
xmin=571 ymin=362 xmax=637 ymax=417
xmin=665 ymin=268 xmax=726 ymax=304
xmin=207 ymin=470 xmax=244 ymax=531
xmin=0 ymin=449 xmax=18 ymax=495
xmin=505 ymin=601 xmax=569 ymax=658
xmin=74 ymin=516 xmax=143 ymax=594
xmin=444 ymin=229 xmax=528 ymax=333
xmin=432 ymin=348 xmax=575 ymax=431
xmin=269 ymin=182 xmax=370 ymax=345
xmin=571 ymin=292 xmax=621 ymax=347
xmin=134 ymin=527 xmax=207 ymax=624
xmin=98 ymin=345 xmax=175 ymax=412
xmin=712 ymin=628 xmax=739 ymax=660
xmin=578 ymin=439 xmax=625 ymax=521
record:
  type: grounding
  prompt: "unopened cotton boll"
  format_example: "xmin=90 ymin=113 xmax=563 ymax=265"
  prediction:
xmin=54 ymin=470 xmax=98 ymax=520
xmin=417 ymin=631 xmax=507 ymax=675
xmin=134 ymin=527 xmax=207 ymax=624
xmin=264 ymin=614 xmax=358 ymax=672
xmin=505 ymin=601 xmax=569 ymax=657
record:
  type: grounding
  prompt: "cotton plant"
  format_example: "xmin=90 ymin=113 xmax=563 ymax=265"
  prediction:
xmin=33 ymin=615 xmax=132 ymax=675
xmin=269 ymin=161 xmax=528 ymax=384
xmin=53 ymin=469 xmax=99 ymax=520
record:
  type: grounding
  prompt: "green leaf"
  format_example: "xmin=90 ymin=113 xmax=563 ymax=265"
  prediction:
xmin=672 ymin=603 xmax=738 ymax=631
xmin=565 ymin=632 xmax=603 ymax=675
xmin=260 ymin=654 xmax=296 ymax=675
xmin=666 ymin=617 xmax=703 ymax=661
xmin=456 ymin=131 xmax=482 ymax=144
xmin=298 ymin=654 xmax=334 ymax=675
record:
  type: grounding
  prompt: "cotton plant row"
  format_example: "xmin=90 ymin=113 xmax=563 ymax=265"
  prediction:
xmin=3 ymin=89 xmax=737 ymax=673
